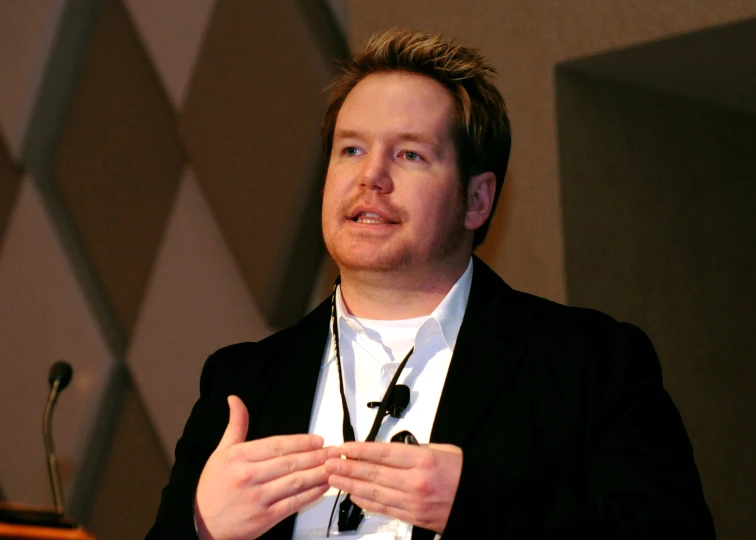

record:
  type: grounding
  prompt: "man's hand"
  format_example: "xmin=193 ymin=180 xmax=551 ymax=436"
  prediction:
xmin=194 ymin=395 xmax=330 ymax=540
xmin=325 ymin=442 xmax=463 ymax=534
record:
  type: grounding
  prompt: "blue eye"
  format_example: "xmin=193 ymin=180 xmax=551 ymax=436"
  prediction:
xmin=344 ymin=147 xmax=359 ymax=156
xmin=404 ymin=151 xmax=422 ymax=161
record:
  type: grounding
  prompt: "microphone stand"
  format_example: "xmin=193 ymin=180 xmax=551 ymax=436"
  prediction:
xmin=0 ymin=361 xmax=79 ymax=532
xmin=43 ymin=377 xmax=66 ymax=515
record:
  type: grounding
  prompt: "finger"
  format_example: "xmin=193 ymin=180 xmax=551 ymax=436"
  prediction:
xmin=251 ymin=447 xmax=330 ymax=484
xmin=427 ymin=443 xmax=463 ymax=455
xmin=325 ymin=457 xmax=406 ymax=491
xmin=349 ymin=495 xmax=416 ymax=527
xmin=258 ymin=465 xmax=330 ymax=506
xmin=337 ymin=442 xmax=418 ymax=468
xmin=216 ymin=395 xmax=249 ymax=452
xmin=237 ymin=434 xmax=324 ymax=462
xmin=328 ymin=474 xmax=407 ymax=512
xmin=267 ymin=482 xmax=330 ymax=523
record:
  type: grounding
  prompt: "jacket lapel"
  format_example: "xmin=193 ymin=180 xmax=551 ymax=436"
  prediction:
xmin=252 ymin=257 xmax=530 ymax=449
xmin=430 ymin=256 xmax=529 ymax=447
xmin=259 ymin=259 xmax=528 ymax=538
xmin=254 ymin=298 xmax=331 ymax=439
xmin=255 ymin=300 xmax=332 ymax=540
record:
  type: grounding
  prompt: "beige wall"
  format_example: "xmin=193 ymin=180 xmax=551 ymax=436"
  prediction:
xmin=349 ymin=2 xmax=756 ymax=538
xmin=558 ymin=70 xmax=756 ymax=538
xmin=349 ymin=0 xmax=756 ymax=303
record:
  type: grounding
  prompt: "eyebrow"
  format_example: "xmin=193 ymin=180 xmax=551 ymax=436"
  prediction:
xmin=333 ymin=129 xmax=364 ymax=141
xmin=333 ymin=129 xmax=444 ymax=157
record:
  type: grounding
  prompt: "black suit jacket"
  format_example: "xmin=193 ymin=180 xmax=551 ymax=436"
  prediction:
xmin=147 ymin=257 xmax=714 ymax=539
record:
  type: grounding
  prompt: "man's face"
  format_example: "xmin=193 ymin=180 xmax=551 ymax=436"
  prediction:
xmin=322 ymin=71 xmax=471 ymax=276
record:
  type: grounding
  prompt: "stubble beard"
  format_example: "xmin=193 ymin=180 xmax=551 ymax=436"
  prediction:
xmin=324 ymin=193 xmax=469 ymax=276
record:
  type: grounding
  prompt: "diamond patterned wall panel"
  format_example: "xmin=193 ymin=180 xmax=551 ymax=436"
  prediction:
xmin=123 ymin=0 xmax=216 ymax=108
xmin=1 ymin=0 xmax=753 ymax=537
xmin=180 ymin=0 xmax=337 ymax=329
xmin=52 ymin=0 xmax=185 ymax=338
xmin=0 ymin=1 xmax=65 ymax=158
xmin=0 ymin=135 xmax=21 ymax=244
xmin=325 ymin=0 xmax=348 ymax=35
xmin=84 ymin=378 xmax=169 ymax=540
xmin=128 ymin=168 xmax=271 ymax=457
xmin=0 ymin=176 xmax=116 ymax=507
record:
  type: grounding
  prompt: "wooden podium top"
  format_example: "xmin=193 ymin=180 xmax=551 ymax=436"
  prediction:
xmin=0 ymin=523 xmax=94 ymax=540
xmin=0 ymin=503 xmax=94 ymax=540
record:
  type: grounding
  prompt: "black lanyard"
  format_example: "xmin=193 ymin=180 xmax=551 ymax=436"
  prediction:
xmin=326 ymin=277 xmax=414 ymax=534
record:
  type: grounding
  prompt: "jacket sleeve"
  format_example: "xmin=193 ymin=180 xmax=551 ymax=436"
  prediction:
xmin=584 ymin=323 xmax=714 ymax=538
xmin=442 ymin=320 xmax=714 ymax=539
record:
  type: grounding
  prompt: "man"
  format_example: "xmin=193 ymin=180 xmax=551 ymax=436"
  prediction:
xmin=147 ymin=29 xmax=714 ymax=539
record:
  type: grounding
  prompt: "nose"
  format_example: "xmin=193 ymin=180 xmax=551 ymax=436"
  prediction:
xmin=359 ymin=150 xmax=393 ymax=193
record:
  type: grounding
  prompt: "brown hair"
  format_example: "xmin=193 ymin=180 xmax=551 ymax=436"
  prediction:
xmin=322 ymin=28 xmax=511 ymax=248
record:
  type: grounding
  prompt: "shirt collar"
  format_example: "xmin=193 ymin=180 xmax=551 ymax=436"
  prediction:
xmin=425 ymin=257 xmax=473 ymax=350
xmin=328 ymin=258 xmax=473 ymax=359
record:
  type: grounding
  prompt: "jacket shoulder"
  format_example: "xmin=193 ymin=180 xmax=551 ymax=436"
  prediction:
xmin=513 ymin=289 xmax=627 ymax=331
xmin=198 ymin=298 xmax=331 ymax=392
xmin=472 ymin=256 xmax=654 ymax=377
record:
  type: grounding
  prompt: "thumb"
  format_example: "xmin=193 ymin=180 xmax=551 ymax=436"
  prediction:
xmin=216 ymin=395 xmax=249 ymax=452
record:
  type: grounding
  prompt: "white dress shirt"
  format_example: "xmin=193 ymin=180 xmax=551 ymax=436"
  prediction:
xmin=292 ymin=259 xmax=473 ymax=539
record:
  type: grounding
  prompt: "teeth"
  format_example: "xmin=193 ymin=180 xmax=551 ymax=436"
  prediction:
xmin=356 ymin=211 xmax=384 ymax=224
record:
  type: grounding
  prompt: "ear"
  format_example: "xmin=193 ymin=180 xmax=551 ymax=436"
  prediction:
xmin=464 ymin=171 xmax=496 ymax=232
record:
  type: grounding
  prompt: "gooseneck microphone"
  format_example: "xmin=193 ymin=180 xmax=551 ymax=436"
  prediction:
xmin=367 ymin=383 xmax=410 ymax=418
xmin=43 ymin=361 xmax=73 ymax=514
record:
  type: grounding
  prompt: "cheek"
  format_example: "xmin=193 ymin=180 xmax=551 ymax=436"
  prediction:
xmin=321 ymin=178 xmax=340 ymax=217
xmin=406 ymin=197 xmax=450 ymax=242
xmin=424 ymin=188 xmax=460 ymax=220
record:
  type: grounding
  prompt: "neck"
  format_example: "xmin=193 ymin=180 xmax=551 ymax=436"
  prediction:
xmin=338 ymin=258 xmax=469 ymax=320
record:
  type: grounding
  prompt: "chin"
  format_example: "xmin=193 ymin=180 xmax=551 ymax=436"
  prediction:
xmin=325 ymin=229 xmax=468 ymax=276
xmin=328 ymin=244 xmax=413 ymax=274
xmin=334 ymin=254 xmax=413 ymax=274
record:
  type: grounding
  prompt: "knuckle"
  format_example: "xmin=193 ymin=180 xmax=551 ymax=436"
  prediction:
xmin=284 ymin=456 xmax=297 ymax=474
xmin=231 ymin=465 xmax=248 ymax=486
xmin=249 ymin=485 xmax=264 ymax=506
xmin=419 ymin=451 xmax=438 ymax=470
xmin=287 ymin=494 xmax=298 ymax=514
xmin=368 ymin=466 xmax=379 ymax=482
xmin=413 ymin=498 xmax=431 ymax=515
xmin=371 ymin=486 xmax=381 ymax=502
xmin=263 ymin=503 xmax=281 ymax=522
xmin=224 ymin=445 xmax=241 ymax=463
xmin=380 ymin=445 xmax=391 ymax=461
xmin=268 ymin=438 xmax=283 ymax=456
xmin=411 ymin=475 xmax=433 ymax=496
xmin=249 ymin=464 xmax=268 ymax=485
xmin=290 ymin=474 xmax=305 ymax=491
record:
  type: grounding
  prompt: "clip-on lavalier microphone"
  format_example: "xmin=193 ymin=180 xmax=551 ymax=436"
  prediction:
xmin=367 ymin=383 xmax=410 ymax=418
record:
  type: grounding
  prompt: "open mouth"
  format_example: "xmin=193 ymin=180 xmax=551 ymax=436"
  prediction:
xmin=350 ymin=211 xmax=397 ymax=225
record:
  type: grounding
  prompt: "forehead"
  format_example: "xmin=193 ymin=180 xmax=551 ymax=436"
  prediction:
xmin=336 ymin=71 xmax=456 ymax=142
